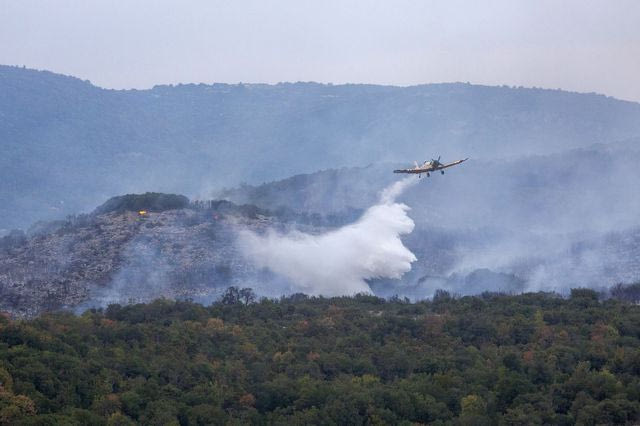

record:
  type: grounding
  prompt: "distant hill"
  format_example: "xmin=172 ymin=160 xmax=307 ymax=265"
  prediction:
xmin=3 ymin=65 xmax=640 ymax=230
xmin=220 ymin=140 xmax=640 ymax=232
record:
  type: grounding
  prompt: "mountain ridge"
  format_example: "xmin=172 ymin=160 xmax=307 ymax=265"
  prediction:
xmin=7 ymin=65 xmax=640 ymax=103
xmin=3 ymin=65 xmax=640 ymax=230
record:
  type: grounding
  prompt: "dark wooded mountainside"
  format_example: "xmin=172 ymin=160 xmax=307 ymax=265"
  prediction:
xmin=3 ymin=65 xmax=640 ymax=230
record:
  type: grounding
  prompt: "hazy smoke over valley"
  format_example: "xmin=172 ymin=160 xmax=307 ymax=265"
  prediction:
xmin=224 ymin=139 xmax=640 ymax=299
xmin=2 ymin=67 xmax=640 ymax=316
xmin=238 ymin=178 xmax=418 ymax=296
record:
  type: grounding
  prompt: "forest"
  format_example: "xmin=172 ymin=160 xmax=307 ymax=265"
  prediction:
xmin=1 ymin=287 xmax=640 ymax=425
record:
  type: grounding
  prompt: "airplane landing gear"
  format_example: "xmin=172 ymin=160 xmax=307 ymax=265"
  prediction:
xmin=441 ymin=170 xmax=445 ymax=175
xmin=426 ymin=172 xmax=430 ymax=177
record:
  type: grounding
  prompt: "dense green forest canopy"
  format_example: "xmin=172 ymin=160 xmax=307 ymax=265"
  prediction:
xmin=1 ymin=288 xmax=640 ymax=425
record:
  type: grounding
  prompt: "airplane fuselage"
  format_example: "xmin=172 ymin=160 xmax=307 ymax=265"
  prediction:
xmin=394 ymin=161 xmax=444 ymax=174
xmin=398 ymin=167 xmax=436 ymax=174
xmin=393 ymin=158 xmax=468 ymax=176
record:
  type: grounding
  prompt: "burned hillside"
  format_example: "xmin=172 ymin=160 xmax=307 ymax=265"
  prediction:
xmin=0 ymin=194 xmax=282 ymax=318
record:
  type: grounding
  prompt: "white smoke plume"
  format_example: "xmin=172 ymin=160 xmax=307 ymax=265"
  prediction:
xmin=238 ymin=177 xmax=419 ymax=296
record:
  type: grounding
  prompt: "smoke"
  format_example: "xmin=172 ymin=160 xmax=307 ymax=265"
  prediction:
xmin=238 ymin=177 xmax=418 ymax=296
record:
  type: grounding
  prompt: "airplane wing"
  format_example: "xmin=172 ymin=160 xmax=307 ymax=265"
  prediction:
xmin=438 ymin=158 xmax=468 ymax=169
xmin=393 ymin=169 xmax=411 ymax=173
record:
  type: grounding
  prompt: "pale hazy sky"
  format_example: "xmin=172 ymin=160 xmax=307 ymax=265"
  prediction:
xmin=2 ymin=0 xmax=640 ymax=101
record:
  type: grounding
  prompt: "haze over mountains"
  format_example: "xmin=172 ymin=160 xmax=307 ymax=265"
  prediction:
xmin=3 ymin=65 xmax=640 ymax=231
xmin=2 ymin=65 xmax=640 ymax=310
xmin=221 ymin=139 xmax=640 ymax=295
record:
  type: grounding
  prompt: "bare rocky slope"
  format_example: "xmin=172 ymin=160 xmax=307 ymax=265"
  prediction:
xmin=0 ymin=199 xmax=288 ymax=318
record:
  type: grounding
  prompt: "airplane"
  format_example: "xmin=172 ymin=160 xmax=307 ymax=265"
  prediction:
xmin=393 ymin=156 xmax=468 ymax=178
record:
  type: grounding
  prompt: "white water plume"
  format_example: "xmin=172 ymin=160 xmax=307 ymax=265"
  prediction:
xmin=238 ymin=177 xmax=418 ymax=296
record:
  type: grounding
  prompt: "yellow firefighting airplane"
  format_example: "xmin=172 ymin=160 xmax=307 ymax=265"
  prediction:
xmin=393 ymin=156 xmax=468 ymax=178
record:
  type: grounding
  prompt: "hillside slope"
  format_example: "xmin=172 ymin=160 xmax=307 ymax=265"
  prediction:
xmin=3 ymin=65 xmax=640 ymax=230
xmin=2 ymin=184 xmax=640 ymax=319
xmin=0 ymin=198 xmax=287 ymax=318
